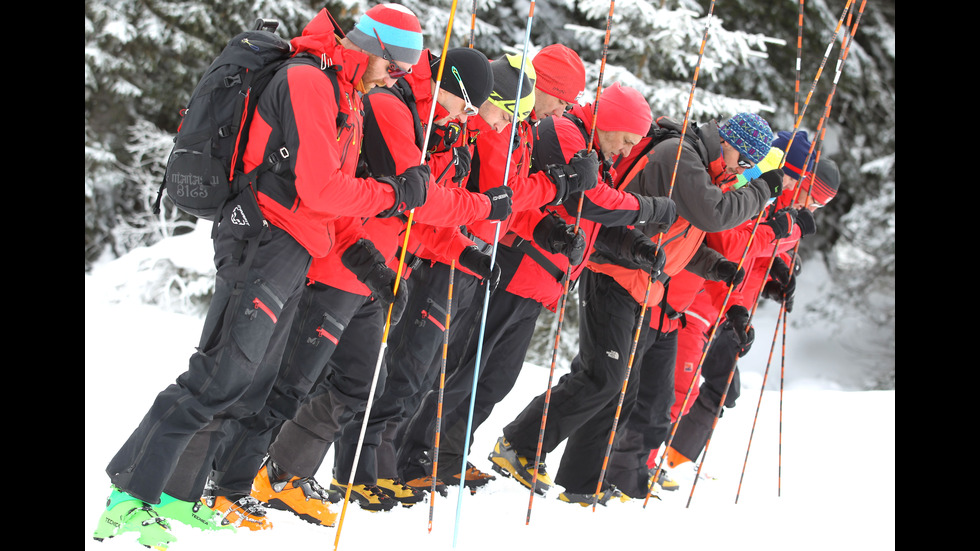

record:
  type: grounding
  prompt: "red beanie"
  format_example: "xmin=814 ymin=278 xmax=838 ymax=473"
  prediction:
xmin=595 ymin=83 xmax=652 ymax=136
xmin=532 ymin=45 xmax=586 ymax=103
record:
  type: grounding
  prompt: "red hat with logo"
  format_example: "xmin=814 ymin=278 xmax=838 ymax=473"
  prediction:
xmin=531 ymin=44 xmax=586 ymax=103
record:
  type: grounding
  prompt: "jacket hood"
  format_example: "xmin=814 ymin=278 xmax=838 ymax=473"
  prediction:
xmin=291 ymin=9 xmax=344 ymax=56
xmin=291 ymin=9 xmax=370 ymax=90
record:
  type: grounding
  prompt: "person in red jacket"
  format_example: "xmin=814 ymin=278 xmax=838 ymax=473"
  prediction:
xmin=319 ymin=47 xmax=512 ymax=509
xmin=489 ymin=111 xmax=783 ymax=504
xmin=191 ymin=47 xmax=503 ymax=521
xmin=94 ymin=5 xmax=430 ymax=546
xmin=353 ymin=47 xmax=600 ymax=493
xmin=663 ymin=149 xmax=841 ymax=476
xmin=605 ymin=129 xmax=819 ymax=500
xmin=394 ymin=82 xmax=677 ymax=494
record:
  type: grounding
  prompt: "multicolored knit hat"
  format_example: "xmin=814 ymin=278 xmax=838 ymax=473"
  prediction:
xmin=771 ymin=130 xmax=815 ymax=181
xmin=487 ymin=54 xmax=536 ymax=121
xmin=531 ymin=44 xmax=585 ymax=103
xmin=346 ymin=3 xmax=424 ymax=64
xmin=719 ymin=112 xmax=773 ymax=164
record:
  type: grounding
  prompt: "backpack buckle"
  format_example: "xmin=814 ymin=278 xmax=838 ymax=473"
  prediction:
xmin=267 ymin=146 xmax=289 ymax=165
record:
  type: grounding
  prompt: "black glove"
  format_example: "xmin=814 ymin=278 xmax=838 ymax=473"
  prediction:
xmin=762 ymin=207 xmax=798 ymax=239
xmin=631 ymin=234 xmax=666 ymax=276
xmin=762 ymin=257 xmax=797 ymax=312
xmin=545 ymin=149 xmax=600 ymax=205
xmin=483 ymin=185 xmax=514 ymax=221
xmin=794 ymin=208 xmax=816 ymax=236
xmin=377 ymin=164 xmax=430 ymax=217
xmin=531 ymin=212 xmax=586 ymax=266
xmin=600 ymin=158 xmax=615 ymax=187
xmin=532 ymin=212 xmax=587 ymax=265
xmin=457 ymin=245 xmax=501 ymax=292
xmin=724 ymin=304 xmax=755 ymax=357
xmin=451 ymin=146 xmax=472 ymax=184
xmin=341 ymin=239 xmax=397 ymax=303
xmin=712 ymin=259 xmax=745 ymax=287
xmin=758 ymin=168 xmax=784 ymax=198
xmin=389 ymin=282 xmax=409 ymax=326
xmin=633 ymin=194 xmax=678 ymax=234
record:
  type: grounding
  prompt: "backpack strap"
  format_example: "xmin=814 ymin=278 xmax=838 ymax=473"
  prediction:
xmin=256 ymin=53 xmax=343 ymax=177
xmin=500 ymin=233 xmax=568 ymax=284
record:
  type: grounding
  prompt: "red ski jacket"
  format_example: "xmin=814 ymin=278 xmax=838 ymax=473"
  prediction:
xmin=495 ymin=105 xmax=646 ymax=311
xmin=243 ymin=8 xmax=401 ymax=258
xmin=305 ymin=51 xmax=493 ymax=295
xmin=456 ymin=109 xmax=561 ymax=248
xmin=697 ymin=188 xmax=803 ymax=317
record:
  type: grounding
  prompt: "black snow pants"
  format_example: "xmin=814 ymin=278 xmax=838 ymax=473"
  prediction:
xmin=502 ymin=269 xmax=652 ymax=494
xmin=106 ymin=223 xmax=311 ymax=503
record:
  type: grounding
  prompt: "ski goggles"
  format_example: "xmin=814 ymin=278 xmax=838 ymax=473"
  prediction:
xmin=737 ymin=153 xmax=755 ymax=169
xmin=373 ymin=29 xmax=412 ymax=79
xmin=451 ymin=66 xmax=480 ymax=117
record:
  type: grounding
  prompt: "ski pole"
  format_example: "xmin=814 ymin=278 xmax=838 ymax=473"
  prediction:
xmin=427 ymin=259 xmax=456 ymax=532
xmin=734 ymin=298 xmax=785 ymax=503
xmin=732 ymin=0 xmax=861 ymax=504
xmin=428 ymin=2 xmax=481 ymax=533
xmin=468 ymin=0 xmax=478 ymax=49
xmin=526 ymin=0 xmax=616 ymax=523
xmin=794 ymin=0 xmax=805 ymax=120
xmin=729 ymin=1 xmax=866 ymax=503
xmin=333 ymin=3 xmax=461 ymax=549
xmin=453 ymin=4 xmax=535 ymax=546
xmin=777 ymin=300 xmax=788 ymax=497
xmin=649 ymin=0 xmax=856 ymax=508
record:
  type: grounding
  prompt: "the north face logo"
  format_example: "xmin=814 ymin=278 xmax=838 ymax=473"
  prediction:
xmin=230 ymin=204 xmax=249 ymax=226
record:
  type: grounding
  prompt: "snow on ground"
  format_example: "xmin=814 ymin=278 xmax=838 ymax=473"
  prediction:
xmin=85 ymin=226 xmax=894 ymax=550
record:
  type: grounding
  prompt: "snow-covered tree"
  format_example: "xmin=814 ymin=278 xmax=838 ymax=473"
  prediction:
xmin=84 ymin=0 xmax=895 ymax=384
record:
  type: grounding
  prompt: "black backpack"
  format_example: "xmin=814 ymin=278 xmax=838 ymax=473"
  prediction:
xmin=153 ymin=18 xmax=340 ymax=225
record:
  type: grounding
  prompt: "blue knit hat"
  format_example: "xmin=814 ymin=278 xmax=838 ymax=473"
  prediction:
xmin=771 ymin=130 xmax=815 ymax=181
xmin=719 ymin=113 xmax=773 ymax=164
xmin=346 ymin=3 xmax=424 ymax=64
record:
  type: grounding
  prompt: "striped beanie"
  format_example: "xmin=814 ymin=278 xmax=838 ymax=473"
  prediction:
xmin=487 ymin=54 xmax=536 ymax=122
xmin=771 ymin=130 xmax=815 ymax=181
xmin=347 ymin=3 xmax=423 ymax=64
xmin=719 ymin=112 xmax=773 ymax=164
xmin=804 ymin=159 xmax=841 ymax=206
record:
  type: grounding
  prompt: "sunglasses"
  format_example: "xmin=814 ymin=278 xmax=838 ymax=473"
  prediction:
xmin=373 ymin=29 xmax=412 ymax=78
xmin=737 ymin=153 xmax=754 ymax=169
xmin=450 ymin=66 xmax=479 ymax=117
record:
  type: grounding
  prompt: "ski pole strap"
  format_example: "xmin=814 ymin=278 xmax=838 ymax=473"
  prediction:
xmin=462 ymin=228 xmax=494 ymax=254
xmin=395 ymin=246 xmax=423 ymax=273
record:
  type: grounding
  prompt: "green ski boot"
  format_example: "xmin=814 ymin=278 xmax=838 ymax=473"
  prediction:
xmin=93 ymin=487 xmax=177 ymax=550
xmin=155 ymin=492 xmax=236 ymax=532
